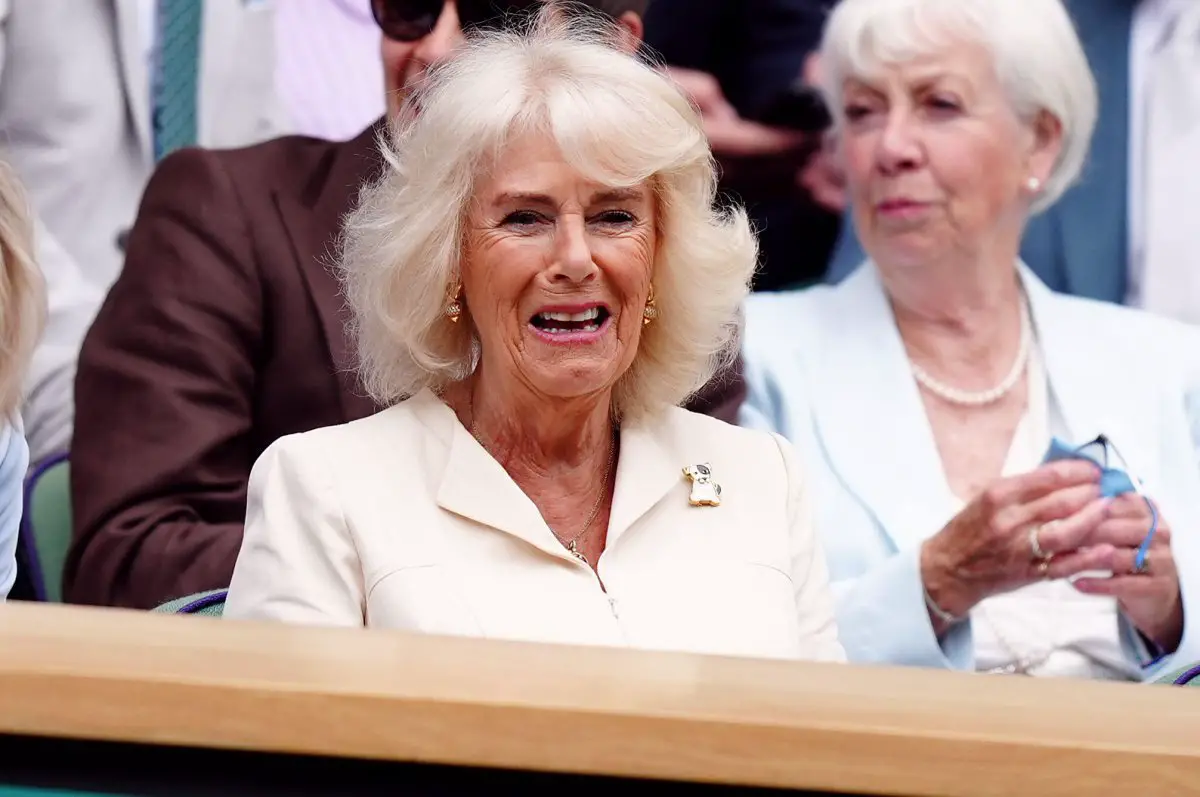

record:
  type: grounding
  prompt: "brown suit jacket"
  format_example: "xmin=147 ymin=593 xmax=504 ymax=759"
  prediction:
xmin=66 ymin=120 xmax=747 ymax=609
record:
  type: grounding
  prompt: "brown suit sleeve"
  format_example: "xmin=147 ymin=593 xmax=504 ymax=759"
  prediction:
xmin=683 ymin=353 xmax=747 ymax=425
xmin=66 ymin=149 xmax=262 ymax=609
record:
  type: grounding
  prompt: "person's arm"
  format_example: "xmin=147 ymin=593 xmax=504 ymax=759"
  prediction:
xmin=831 ymin=546 xmax=975 ymax=669
xmin=777 ymin=430 xmax=845 ymax=662
xmin=224 ymin=435 xmax=364 ymax=626
xmin=0 ymin=420 xmax=29 ymax=600
xmin=65 ymin=149 xmax=264 ymax=609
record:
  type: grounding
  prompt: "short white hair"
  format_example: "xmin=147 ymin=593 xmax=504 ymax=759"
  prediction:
xmin=819 ymin=0 xmax=1098 ymax=213
xmin=340 ymin=10 xmax=757 ymax=419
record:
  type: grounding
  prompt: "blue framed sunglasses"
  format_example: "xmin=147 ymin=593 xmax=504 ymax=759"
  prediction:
xmin=1042 ymin=434 xmax=1158 ymax=572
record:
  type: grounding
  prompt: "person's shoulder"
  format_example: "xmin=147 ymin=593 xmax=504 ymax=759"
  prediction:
xmin=742 ymin=281 xmax=849 ymax=368
xmin=745 ymin=282 xmax=836 ymax=323
xmin=152 ymin=124 xmax=381 ymax=197
xmin=267 ymin=399 xmax=424 ymax=460
xmin=1052 ymin=292 xmax=1200 ymax=353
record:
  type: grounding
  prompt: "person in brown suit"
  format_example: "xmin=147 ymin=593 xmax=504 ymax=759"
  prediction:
xmin=66 ymin=0 xmax=746 ymax=609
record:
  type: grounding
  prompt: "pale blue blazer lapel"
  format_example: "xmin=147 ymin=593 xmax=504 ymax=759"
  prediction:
xmin=806 ymin=266 xmax=951 ymax=555
xmin=1023 ymin=266 xmax=1163 ymax=489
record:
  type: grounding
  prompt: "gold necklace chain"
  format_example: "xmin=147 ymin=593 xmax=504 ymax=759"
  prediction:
xmin=468 ymin=417 xmax=616 ymax=565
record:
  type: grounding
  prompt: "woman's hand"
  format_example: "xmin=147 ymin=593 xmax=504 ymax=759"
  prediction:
xmin=921 ymin=460 xmax=1111 ymax=624
xmin=1072 ymin=494 xmax=1184 ymax=654
xmin=794 ymin=53 xmax=847 ymax=213
xmin=665 ymin=66 xmax=808 ymax=157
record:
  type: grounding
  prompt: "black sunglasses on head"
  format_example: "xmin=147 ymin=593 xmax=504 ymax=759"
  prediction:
xmin=370 ymin=0 xmax=548 ymax=42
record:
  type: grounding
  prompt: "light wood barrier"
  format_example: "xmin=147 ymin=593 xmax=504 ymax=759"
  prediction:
xmin=0 ymin=601 xmax=1198 ymax=796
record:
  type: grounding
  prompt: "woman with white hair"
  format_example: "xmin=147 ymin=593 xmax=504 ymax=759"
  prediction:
xmin=741 ymin=0 xmax=1200 ymax=679
xmin=224 ymin=12 xmax=843 ymax=662
xmin=0 ymin=164 xmax=47 ymax=599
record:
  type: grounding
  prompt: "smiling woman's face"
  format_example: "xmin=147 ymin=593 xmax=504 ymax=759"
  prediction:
xmin=461 ymin=131 xmax=657 ymax=402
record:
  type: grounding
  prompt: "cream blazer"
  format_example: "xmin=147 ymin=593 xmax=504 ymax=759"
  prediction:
xmin=225 ymin=389 xmax=845 ymax=662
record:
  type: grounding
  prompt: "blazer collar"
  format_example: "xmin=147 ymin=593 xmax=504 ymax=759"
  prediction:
xmin=806 ymin=265 xmax=949 ymax=553
xmin=1024 ymin=267 xmax=1161 ymax=488
xmin=809 ymin=262 xmax=1153 ymax=553
xmin=416 ymin=389 xmax=678 ymax=562
xmin=273 ymin=119 xmax=385 ymax=423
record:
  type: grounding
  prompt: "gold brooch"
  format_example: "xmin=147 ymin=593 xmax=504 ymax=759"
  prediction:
xmin=683 ymin=463 xmax=722 ymax=507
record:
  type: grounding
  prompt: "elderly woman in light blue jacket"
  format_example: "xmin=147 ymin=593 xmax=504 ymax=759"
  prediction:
xmin=0 ymin=164 xmax=47 ymax=599
xmin=741 ymin=0 xmax=1199 ymax=681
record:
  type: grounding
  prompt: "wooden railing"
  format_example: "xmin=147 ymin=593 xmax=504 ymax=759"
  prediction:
xmin=0 ymin=602 xmax=1198 ymax=796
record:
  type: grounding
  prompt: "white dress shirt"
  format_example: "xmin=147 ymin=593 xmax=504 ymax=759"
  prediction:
xmin=1125 ymin=0 xmax=1200 ymax=314
xmin=274 ymin=0 xmax=386 ymax=140
xmin=225 ymin=390 xmax=846 ymax=663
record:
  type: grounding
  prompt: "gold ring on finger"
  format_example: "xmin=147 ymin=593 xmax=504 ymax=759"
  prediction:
xmin=1037 ymin=558 xmax=1052 ymax=579
xmin=1029 ymin=523 xmax=1054 ymax=561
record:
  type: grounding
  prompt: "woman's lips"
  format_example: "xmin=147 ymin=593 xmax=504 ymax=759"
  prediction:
xmin=528 ymin=314 xmax=613 ymax=345
xmin=876 ymin=198 xmax=932 ymax=220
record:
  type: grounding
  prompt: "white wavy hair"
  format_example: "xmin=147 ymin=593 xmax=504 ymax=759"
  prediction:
xmin=340 ymin=8 xmax=757 ymax=419
xmin=819 ymin=0 xmax=1098 ymax=213
xmin=0 ymin=163 xmax=45 ymax=420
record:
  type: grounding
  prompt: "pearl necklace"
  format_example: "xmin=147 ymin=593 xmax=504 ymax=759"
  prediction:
xmin=909 ymin=302 xmax=1032 ymax=408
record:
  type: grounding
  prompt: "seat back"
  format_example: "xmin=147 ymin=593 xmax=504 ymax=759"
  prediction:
xmin=18 ymin=454 xmax=71 ymax=602
xmin=153 ymin=589 xmax=228 ymax=616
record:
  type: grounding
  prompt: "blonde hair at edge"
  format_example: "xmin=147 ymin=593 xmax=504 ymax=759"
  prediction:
xmin=818 ymin=0 xmax=1098 ymax=214
xmin=339 ymin=7 xmax=758 ymax=420
xmin=0 ymin=163 xmax=45 ymax=421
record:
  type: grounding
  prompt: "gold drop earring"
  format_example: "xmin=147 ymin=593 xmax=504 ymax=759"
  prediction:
xmin=642 ymin=284 xmax=658 ymax=326
xmin=445 ymin=284 xmax=463 ymax=323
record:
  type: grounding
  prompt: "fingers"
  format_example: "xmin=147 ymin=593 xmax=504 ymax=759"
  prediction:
xmin=797 ymin=151 xmax=848 ymax=212
xmin=665 ymin=67 xmax=729 ymax=114
xmin=706 ymin=118 xmax=809 ymax=156
xmin=996 ymin=482 xmax=1102 ymax=540
xmin=1082 ymin=517 xmax=1170 ymax=550
xmin=1072 ymin=574 xmax=1162 ymax=598
xmin=985 ymin=460 xmax=1101 ymax=514
xmin=1104 ymin=492 xmax=1158 ymax=520
xmin=665 ymin=66 xmax=812 ymax=156
xmin=802 ymin=52 xmax=824 ymax=86
xmin=1104 ymin=545 xmax=1178 ymax=580
xmin=1042 ymin=543 xmax=1114 ymax=581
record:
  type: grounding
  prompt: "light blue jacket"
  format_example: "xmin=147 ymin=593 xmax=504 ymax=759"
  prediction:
xmin=0 ymin=418 xmax=30 ymax=600
xmin=740 ymin=265 xmax=1200 ymax=680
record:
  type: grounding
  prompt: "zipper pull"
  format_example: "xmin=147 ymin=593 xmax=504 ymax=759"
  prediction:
xmin=608 ymin=597 xmax=619 ymax=620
